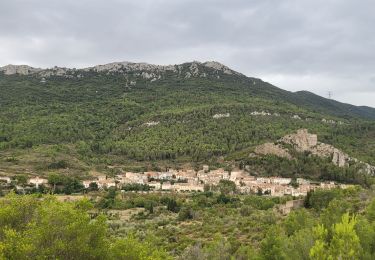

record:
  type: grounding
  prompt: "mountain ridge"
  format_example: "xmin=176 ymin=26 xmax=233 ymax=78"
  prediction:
xmin=292 ymin=90 xmax=375 ymax=119
xmin=1 ymin=59 xmax=375 ymax=177
xmin=1 ymin=60 xmax=374 ymax=119
xmin=0 ymin=60 xmax=241 ymax=77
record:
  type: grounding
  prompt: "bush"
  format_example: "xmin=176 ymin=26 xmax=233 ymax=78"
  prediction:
xmin=178 ymin=207 xmax=194 ymax=221
xmin=48 ymin=160 xmax=68 ymax=169
xmin=243 ymin=196 xmax=275 ymax=210
xmin=166 ymin=198 xmax=180 ymax=213
xmin=305 ymin=189 xmax=343 ymax=211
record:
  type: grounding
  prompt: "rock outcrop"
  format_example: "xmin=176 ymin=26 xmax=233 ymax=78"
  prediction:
xmin=254 ymin=129 xmax=374 ymax=174
xmin=0 ymin=65 xmax=42 ymax=75
xmin=213 ymin=113 xmax=230 ymax=119
xmin=0 ymin=61 xmax=242 ymax=81
xmin=331 ymin=148 xmax=350 ymax=167
xmin=203 ymin=61 xmax=236 ymax=75
xmin=254 ymin=143 xmax=292 ymax=159
xmin=280 ymin=129 xmax=318 ymax=152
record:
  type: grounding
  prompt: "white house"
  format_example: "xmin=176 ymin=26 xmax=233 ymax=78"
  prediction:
xmin=83 ymin=180 xmax=101 ymax=189
xmin=0 ymin=176 xmax=11 ymax=184
xmin=148 ymin=182 xmax=162 ymax=190
xmin=271 ymin=177 xmax=292 ymax=185
xmin=28 ymin=177 xmax=48 ymax=188
xmin=297 ymin=178 xmax=310 ymax=185
xmin=159 ymin=172 xmax=173 ymax=180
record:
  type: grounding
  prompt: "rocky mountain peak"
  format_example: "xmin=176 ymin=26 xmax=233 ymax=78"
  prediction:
xmin=0 ymin=64 xmax=42 ymax=75
xmin=0 ymin=60 xmax=241 ymax=78
xmin=202 ymin=61 xmax=237 ymax=75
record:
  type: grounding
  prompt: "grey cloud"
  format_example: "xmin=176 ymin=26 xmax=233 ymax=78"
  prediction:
xmin=0 ymin=0 xmax=374 ymax=106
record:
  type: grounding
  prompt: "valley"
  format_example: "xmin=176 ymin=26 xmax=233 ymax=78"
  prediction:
xmin=1 ymin=61 xmax=375 ymax=259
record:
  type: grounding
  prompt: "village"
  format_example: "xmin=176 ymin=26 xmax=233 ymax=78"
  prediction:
xmin=0 ymin=165 xmax=350 ymax=197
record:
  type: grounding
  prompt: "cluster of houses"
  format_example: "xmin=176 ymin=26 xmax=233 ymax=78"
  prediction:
xmin=0 ymin=176 xmax=49 ymax=193
xmin=0 ymin=176 xmax=48 ymax=188
xmin=1 ymin=166 xmax=351 ymax=197
xmin=80 ymin=166 xmax=350 ymax=197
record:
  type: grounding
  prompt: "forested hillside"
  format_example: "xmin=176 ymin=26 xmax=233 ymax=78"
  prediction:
xmin=0 ymin=61 xmax=374 ymax=177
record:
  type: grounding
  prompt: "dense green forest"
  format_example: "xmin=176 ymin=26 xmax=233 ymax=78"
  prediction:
xmin=1 ymin=63 xmax=375 ymax=178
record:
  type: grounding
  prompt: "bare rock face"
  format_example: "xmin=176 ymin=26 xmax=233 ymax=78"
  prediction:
xmin=254 ymin=129 xmax=374 ymax=173
xmin=310 ymin=143 xmax=350 ymax=167
xmin=280 ymin=129 xmax=318 ymax=151
xmin=362 ymin=163 xmax=375 ymax=175
xmin=254 ymin=143 xmax=292 ymax=159
xmin=311 ymin=143 xmax=335 ymax=157
xmin=213 ymin=113 xmax=230 ymax=119
xmin=88 ymin=62 xmax=129 ymax=72
xmin=203 ymin=61 xmax=238 ymax=75
xmin=0 ymin=65 xmax=42 ymax=75
xmin=281 ymin=130 xmax=350 ymax=167
xmin=332 ymin=148 xmax=350 ymax=167
xmin=0 ymin=61 xmax=240 ymax=81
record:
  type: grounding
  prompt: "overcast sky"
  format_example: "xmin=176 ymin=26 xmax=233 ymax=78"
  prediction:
xmin=1 ymin=0 xmax=374 ymax=107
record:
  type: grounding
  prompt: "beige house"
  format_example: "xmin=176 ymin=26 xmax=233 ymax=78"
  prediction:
xmin=123 ymin=172 xmax=147 ymax=184
xmin=145 ymin=171 xmax=160 ymax=179
xmin=320 ymin=182 xmax=336 ymax=189
xmin=173 ymin=183 xmax=204 ymax=192
xmin=83 ymin=177 xmax=116 ymax=189
xmin=161 ymin=182 xmax=172 ymax=190
xmin=100 ymin=179 xmax=116 ymax=188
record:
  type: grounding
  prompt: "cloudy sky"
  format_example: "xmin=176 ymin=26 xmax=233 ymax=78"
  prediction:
xmin=1 ymin=0 xmax=374 ymax=107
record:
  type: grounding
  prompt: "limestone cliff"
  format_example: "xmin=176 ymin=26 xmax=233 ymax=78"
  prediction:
xmin=0 ymin=65 xmax=42 ymax=75
xmin=280 ymin=129 xmax=318 ymax=152
xmin=254 ymin=129 xmax=375 ymax=175
xmin=0 ymin=61 xmax=242 ymax=81
xmin=254 ymin=143 xmax=292 ymax=159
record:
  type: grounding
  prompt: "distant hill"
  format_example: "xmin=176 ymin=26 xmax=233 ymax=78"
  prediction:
xmin=0 ymin=61 xmax=374 ymax=176
xmin=293 ymin=90 xmax=375 ymax=120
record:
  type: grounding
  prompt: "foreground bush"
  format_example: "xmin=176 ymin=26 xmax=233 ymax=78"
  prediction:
xmin=0 ymin=193 xmax=170 ymax=259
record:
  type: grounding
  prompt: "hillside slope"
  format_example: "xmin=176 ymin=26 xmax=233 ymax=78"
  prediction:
xmin=293 ymin=90 xmax=375 ymax=119
xmin=0 ymin=61 xmax=374 ymax=176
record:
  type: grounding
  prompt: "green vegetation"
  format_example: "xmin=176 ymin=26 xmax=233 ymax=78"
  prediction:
xmin=243 ymin=153 xmax=375 ymax=187
xmin=0 ymin=193 xmax=170 ymax=259
xmin=0 ymin=65 xmax=375 ymax=178
xmin=2 ymin=186 xmax=375 ymax=259
xmin=103 ymin=186 xmax=375 ymax=259
xmin=1 ymin=64 xmax=375 ymax=258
